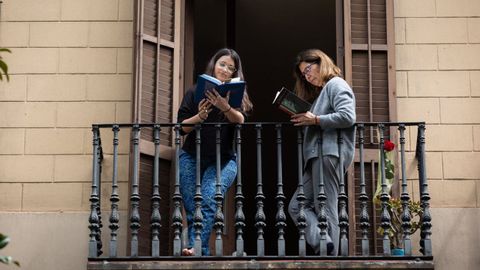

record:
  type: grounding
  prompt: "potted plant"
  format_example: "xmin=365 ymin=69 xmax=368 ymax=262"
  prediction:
xmin=0 ymin=233 xmax=19 ymax=266
xmin=376 ymin=198 xmax=423 ymax=254
xmin=374 ymin=139 xmax=423 ymax=255
xmin=0 ymin=48 xmax=11 ymax=81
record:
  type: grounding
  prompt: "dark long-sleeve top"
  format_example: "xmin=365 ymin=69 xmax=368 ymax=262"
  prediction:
xmin=177 ymin=87 xmax=243 ymax=169
xmin=303 ymin=76 xmax=356 ymax=170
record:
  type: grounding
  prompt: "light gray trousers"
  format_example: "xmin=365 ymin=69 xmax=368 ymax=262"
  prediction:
xmin=288 ymin=155 xmax=340 ymax=255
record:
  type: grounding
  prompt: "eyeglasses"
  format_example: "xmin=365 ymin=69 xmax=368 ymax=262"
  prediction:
xmin=217 ymin=61 xmax=237 ymax=74
xmin=301 ymin=62 xmax=317 ymax=78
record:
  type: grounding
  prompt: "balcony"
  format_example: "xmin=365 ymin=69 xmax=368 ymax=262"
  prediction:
xmin=87 ymin=122 xmax=434 ymax=270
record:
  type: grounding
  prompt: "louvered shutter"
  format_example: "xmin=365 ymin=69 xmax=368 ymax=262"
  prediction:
xmin=131 ymin=0 xmax=183 ymax=256
xmin=343 ymin=0 xmax=396 ymax=255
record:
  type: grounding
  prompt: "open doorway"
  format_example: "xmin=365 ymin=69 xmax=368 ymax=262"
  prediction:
xmin=190 ymin=0 xmax=338 ymax=255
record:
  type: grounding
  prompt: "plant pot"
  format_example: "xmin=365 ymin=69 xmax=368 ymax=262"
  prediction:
xmin=391 ymin=248 xmax=405 ymax=256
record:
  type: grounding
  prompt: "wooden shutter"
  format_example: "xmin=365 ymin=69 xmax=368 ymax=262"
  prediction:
xmin=343 ymin=0 xmax=396 ymax=255
xmin=131 ymin=0 xmax=183 ymax=256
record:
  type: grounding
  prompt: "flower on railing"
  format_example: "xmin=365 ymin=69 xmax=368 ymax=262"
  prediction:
xmin=383 ymin=140 xmax=395 ymax=179
xmin=373 ymin=139 xmax=423 ymax=251
xmin=373 ymin=139 xmax=395 ymax=201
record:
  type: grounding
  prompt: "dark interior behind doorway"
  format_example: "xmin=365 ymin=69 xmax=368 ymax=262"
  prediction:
xmin=193 ymin=0 xmax=337 ymax=255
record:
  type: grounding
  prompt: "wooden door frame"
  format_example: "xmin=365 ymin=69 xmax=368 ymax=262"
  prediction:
xmin=177 ymin=0 xmax=398 ymax=254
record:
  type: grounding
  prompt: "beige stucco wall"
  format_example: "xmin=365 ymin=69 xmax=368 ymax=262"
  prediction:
xmin=0 ymin=0 xmax=133 ymax=269
xmin=395 ymin=0 xmax=480 ymax=269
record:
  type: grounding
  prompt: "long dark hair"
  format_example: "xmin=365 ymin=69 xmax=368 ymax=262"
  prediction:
xmin=205 ymin=48 xmax=253 ymax=112
xmin=293 ymin=49 xmax=342 ymax=102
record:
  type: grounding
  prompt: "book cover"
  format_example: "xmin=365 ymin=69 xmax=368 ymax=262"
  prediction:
xmin=272 ymin=87 xmax=312 ymax=115
xmin=194 ymin=74 xmax=246 ymax=108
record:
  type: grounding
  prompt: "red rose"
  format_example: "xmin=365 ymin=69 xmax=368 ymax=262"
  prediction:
xmin=384 ymin=140 xmax=395 ymax=152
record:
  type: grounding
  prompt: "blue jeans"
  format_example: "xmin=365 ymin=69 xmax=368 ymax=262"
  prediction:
xmin=179 ymin=150 xmax=237 ymax=256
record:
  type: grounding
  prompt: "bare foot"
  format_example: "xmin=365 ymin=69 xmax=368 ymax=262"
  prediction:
xmin=182 ymin=247 xmax=195 ymax=256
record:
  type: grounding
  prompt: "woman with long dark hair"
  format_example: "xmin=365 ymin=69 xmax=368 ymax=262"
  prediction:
xmin=177 ymin=48 xmax=252 ymax=256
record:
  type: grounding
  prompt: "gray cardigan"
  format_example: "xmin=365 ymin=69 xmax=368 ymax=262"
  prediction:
xmin=303 ymin=76 xmax=356 ymax=170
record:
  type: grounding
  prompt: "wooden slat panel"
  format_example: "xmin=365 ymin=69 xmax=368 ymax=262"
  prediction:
xmin=139 ymin=44 xmax=173 ymax=145
xmin=160 ymin=0 xmax=174 ymax=42
xmin=351 ymin=0 xmax=367 ymax=44
xmin=352 ymin=52 xmax=369 ymax=122
xmin=141 ymin=43 xmax=157 ymax=141
xmin=371 ymin=52 xmax=389 ymax=122
xmin=351 ymin=51 xmax=389 ymax=123
xmin=138 ymin=154 xmax=153 ymax=256
xmin=138 ymin=154 xmax=172 ymax=256
xmin=157 ymin=46 xmax=173 ymax=145
xmin=370 ymin=0 xmax=386 ymax=44
xmin=144 ymin=0 xmax=159 ymax=37
xmin=351 ymin=0 xmax=386 ymax=45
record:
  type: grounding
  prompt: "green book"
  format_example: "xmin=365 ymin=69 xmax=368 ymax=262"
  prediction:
xmin=272 ymin=87 xmax=311 ymax=115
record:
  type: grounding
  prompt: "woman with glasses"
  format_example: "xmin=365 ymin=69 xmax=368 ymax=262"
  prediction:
xmin=288 ymin=49 xmax=356 ymax=256
xmin=177 ymin=48 xmax=253 ymax=256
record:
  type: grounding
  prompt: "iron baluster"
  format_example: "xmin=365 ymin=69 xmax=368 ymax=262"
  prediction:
xmin=378 ymin=124 xmax=392 ymax=255
xmin=358 ymin=124 xmax=370 ymax=256
xmin=234 ymin=125 xmax=245 ymax=257
xmin=417 ymin=124 xmax=432 ymax=256
xmin=337 ymin=130 xmax=349 ymax=256
xmin=399 ymin=125 xmax=412 ymax=255
xmin=316 ymin=128 xmax=328 ymax=256
xmin=88 ymin=126 xmax=100 ymax=258
xmin=193 ymin=124 xmax=203 ymax=256
xmin=151 ymin=125 xmax=162 ymax=257
xmin=275 ymin=124 xmax=287 ymax=256
xmin=254 ymin=124 xmax=266 ymax=256
xmin=214 ymin=124 xmax=224 ymax=256
xmin=129 ymin=125 xmax=141 ymax=257
xmin=172 ymin=125 xmax=183 ymax=256
xmin=296 ymin=128 xmax=307 ymax=257
xmin=96 ymin=135 xmax=103 ymax=256
xmin=109 ymin=125 xmax=120 ymax=257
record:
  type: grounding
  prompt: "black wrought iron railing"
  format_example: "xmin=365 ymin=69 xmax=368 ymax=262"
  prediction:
xmin=87 ymin=122 xmax=432 ymax=259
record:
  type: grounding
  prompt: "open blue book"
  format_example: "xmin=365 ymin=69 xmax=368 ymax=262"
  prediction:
xmin=194 ymin=74 xmax=246 ymax=108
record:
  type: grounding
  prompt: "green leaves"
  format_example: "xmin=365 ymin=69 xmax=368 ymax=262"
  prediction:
xmin=0 ymin=233 xmax=20 ymax=267
xmin=384 ymin=156 xmax=394 ymax=179
xmin=0 ymin=256 xmax=20 ymax=266
xmin=0 ymin=48 xmax=12 ymax=82
xmin=375 ymin=198 xmax=423 ymax=249
xmin=373 ymin=150 xmax=396 ymax=203
xmin=0 ymin=234 xmax=9 ymax=249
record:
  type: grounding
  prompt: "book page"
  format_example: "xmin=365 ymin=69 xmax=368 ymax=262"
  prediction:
xmin=273 ymin=90 xmax=281 ymax=103
xmin=201 ymin=74 xmax=222 ymax=85
xmin=229 ymin=77 xmax=241 ymax=83
xmin=281 ymin=99 xmax=298 ymax=114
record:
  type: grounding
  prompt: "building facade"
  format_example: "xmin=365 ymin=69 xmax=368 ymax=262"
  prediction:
xmin=0 ymin=0 xmax=479 ymax=269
